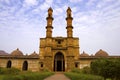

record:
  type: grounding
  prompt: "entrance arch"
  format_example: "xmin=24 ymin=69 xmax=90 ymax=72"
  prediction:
xmin=22 ymin=61 xmax=28 ymax=71
xmin=7 ymin=60 xmax=12 ymax=68
xmin=54 ymin=52 xmax=65 ymax=71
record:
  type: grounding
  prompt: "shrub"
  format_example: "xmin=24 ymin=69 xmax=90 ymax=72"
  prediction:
xmin=71 ymin=67 xmax=91 ymax=74
xmin=43 ymin=68 xmax=50 ymax=72
xmin=0 ymin=67 xmax=20 ymax=75
xmin=91 ymin=58 xmax=120 ymax=80
xmin=82 ymin=66 xmax=91 ymax=74
xmin=71 ymin=68 xmax=82 ymax=73
xmin=0 ymin=67 xmax=3 ymax=74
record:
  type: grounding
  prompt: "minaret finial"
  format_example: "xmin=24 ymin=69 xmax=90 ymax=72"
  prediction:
xmin=48 ymin=7 xmax=53 ymax=12
xmin=67 ymin=7 xmax=72 ymax=17
xmin=17 ymin=48 xmax=19 ymax=51
xmin=67 ymin=7 xmax=71 ymax=11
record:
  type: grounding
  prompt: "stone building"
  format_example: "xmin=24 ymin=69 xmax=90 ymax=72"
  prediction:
xmin=0 ymin=7 xmax=120 ymax=72
xmin=0 ymin=49 xmax=39 ymax=72
xmin=39 ymin=7 xmax=79 ymax=72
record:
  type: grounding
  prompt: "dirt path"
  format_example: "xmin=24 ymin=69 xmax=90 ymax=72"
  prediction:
xmin=44 ymin=72 xmax=71 ymax=80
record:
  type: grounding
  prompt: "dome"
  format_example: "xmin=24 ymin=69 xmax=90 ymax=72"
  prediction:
xmin=95 ymin=49 xmax=109 ymax=57
xmin=11 ymin=48 xmax=23 ymax=56
xmin=29 ymin=51 xmax=39 ymax=57
xmin=0 ymin=50 xmax=9 ymax=55
xmin=80 ymin=51 xmax=89 ymax=57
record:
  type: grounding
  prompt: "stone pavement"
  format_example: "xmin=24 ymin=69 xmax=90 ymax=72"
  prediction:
xmin=44 ymin=72 xmax=71 ymax=80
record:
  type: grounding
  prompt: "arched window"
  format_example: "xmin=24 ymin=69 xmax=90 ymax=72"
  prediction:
xmin=22 ymin=61 xmax=28 ymax=71
xmin=41 ymin=63 xmax=43 ymax=67
xmin=75 ymin=63 xmax=78 ymax=68
xmin=7 ymin=60 xmax=12 ymax=68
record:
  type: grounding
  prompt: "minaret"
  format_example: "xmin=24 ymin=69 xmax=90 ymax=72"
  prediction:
xmin=66 ymin=7 xmax=73 ymax=37
xmin=46 ymin=7 xmax=54 ymax=38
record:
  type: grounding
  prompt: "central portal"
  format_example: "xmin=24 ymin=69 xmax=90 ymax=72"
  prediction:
xmin=54 ymin=52 xmax=65 ymax=71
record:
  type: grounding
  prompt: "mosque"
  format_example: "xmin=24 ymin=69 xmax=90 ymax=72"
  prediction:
xmin=0 ymin=7 xmax=119 ymax=72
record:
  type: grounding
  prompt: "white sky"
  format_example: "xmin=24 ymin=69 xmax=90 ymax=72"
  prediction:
xmin=0 ymin=0 xmax=120 ymax=55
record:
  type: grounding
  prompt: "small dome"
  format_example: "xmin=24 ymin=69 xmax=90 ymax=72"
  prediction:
xmin=29 ymin=51 xmax=39 ymax=57
xmin=80 ymin=51 xmax=89 ymax=57
xmin=0 ymin=50 xmax=9 ymax=55
xmin=11 ymin=48 xmax=23 ymax=56
xmin=95 ymin=49 xmax=109 ymax=57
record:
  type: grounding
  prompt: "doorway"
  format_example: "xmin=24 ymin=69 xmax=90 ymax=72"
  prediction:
xmin=22 ymin=61 xmax=28 ymax=71
xmin=54 ymin=52 xmax=65 ymax=71
xmin=7 ymin=60 xmax=12 ymax=68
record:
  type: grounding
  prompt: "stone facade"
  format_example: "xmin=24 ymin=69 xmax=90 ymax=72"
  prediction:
xmin=0 ymin=54 xmax=39 ymax=72
xmin=39 ymin=37 xmax=79 ymax=71
xmin=0 ymin=7 xmax=120 ymax=72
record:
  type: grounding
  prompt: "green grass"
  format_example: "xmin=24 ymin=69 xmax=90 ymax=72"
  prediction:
xmin=0 ymin=72 xmax=54 ymax=80
xmin=0 ymin=75 xmax=4 ymax=80
xmin=64 ymin=72 xmax=104 ymax=80
xmin=0 ymin=67 xmax=54 ymax=80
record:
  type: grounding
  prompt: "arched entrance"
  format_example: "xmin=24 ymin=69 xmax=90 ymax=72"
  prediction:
xmin=7 ymin=60 xmax=12 ymax=68
xmin=54 ymin=52 xmax=65 ymax=71
xmin=22 ymin=61 xmax=28 ymax=71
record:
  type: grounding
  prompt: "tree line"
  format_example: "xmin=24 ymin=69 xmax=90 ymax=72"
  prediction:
xmin=90 ymin=58 xmax=120 ymax=80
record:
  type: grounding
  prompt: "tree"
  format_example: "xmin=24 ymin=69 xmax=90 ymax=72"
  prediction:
xmin=91 ymin=58 xmax=120 ymax=80
xmin=114 ymin=59 xmax=120 ymax=80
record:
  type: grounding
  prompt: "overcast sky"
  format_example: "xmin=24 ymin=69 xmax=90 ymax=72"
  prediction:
xmin=0 ymin=0 xmax=120 ymax=55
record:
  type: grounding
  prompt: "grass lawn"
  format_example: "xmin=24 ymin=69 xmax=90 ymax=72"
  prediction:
xmin=64 ymin=72 xmax=104 ymax=80
xmin=0 ymin=72 xmax=54 ymax=80
xmin=0 ymin=75 xmax=4 ymax=80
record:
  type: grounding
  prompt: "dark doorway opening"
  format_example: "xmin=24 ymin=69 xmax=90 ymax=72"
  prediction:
xmin=57 ymin=61 xmax=62 ymax=71
xmin=54 ymin=52 xmax=65 ymax=71
xmin=22 ymin=61 xmax=28 ymax=71
xmin=7 ymin=60 xmax=12 ymax=68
